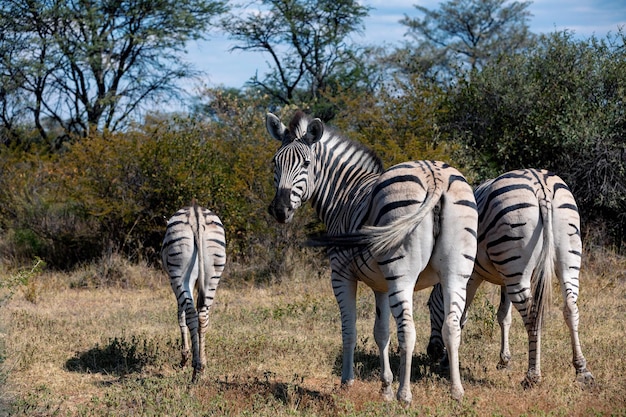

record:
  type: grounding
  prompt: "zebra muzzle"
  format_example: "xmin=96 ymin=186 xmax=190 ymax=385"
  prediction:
xmin=268 ymin=189 xmax=294 ymax=224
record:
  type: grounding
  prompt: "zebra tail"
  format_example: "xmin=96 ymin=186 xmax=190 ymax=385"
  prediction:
xmin=529 ymin=193 xmax=555 ymax=326
xmin=305 ymin=232 xmax=369 ymax=248
xmin=190 ymin=203 xmax=206 ymax=294
xmin=361 ymin=181 xmax=445 ymax=258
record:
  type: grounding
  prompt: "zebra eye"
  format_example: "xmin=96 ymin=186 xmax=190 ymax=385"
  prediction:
xmin=303 ymin=160 xmax=311 ymax=168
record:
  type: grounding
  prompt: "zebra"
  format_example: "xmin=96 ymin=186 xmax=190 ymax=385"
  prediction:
xmin=266 ymin=110 xmax=478 ymax=403
xmin=426 ymin=169 xmax=595 ymax=388
xmin=161 ymin=203 xmax=226 ymax=382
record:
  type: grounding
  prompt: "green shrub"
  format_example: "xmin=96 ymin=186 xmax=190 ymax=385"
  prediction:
xmin=443 ymin=30 xmax=626 ymax=247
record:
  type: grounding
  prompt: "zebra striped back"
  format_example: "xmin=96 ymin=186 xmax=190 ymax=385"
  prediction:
xmin=161 ymin=204 xmax=226 ymax=382
xmin=266 ymin=111 xmax=477 ymax=403
xmin=427 ymin=168 xmax=594 ymax=388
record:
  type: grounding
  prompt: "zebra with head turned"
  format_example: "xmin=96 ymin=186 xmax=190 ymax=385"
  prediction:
xmin=161 ymin=203 xmax=226 ymax=382
xmin=266 ymin=110 xmax=478 ymax=403
xmin=427 ymin=169 xmax=594 ymax=388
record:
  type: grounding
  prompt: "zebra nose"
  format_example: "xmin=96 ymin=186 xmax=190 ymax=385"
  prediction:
xmin=269 ymin=189 xmax=293 ymax=223
xmin=268 ymin=199 xmax=291 ymax=223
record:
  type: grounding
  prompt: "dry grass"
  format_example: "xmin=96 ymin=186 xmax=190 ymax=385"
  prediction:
xmin=0 ymin=247 xmax=625 ymax=416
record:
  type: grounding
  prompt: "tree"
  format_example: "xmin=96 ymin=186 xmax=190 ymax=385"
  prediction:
xmin=442 ymin=30 xmax=626 ymax=247
xmin=0 ymin=0 xmax=227 ymax=147
xmin=395 ymin=0 xmax=535 ymax=83
xmin=221 ymin=0 xmax=371 ymax=116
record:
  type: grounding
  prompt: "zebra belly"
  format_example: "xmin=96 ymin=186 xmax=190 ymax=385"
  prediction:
xmin=338 ymin=250 xmax=388 ymax=293
xmin=473 ymin=248 xmax=505 ymax=286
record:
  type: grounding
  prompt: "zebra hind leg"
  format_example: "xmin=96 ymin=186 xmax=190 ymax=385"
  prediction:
xmin=178 ymin=307 xmax=191 ymax=368
xmin=496 ymin=288 xmax=513 ymax=370
xmin=182 ymin=303 xmax=202 ymax=383
xmin=521 ymin=319 xmax=542 ymax=389
xmin=563 ymin=294 xmax=595 ymax=388
xmin=373 ymin=291 xmax=393 ymax=401
xmin=194 ymin=302 xmax=210 ymax=381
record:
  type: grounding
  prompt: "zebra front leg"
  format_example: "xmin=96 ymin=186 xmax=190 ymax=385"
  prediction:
xmin=388 ymin=287 xmax=415 ymax=405
xmin=333 ymin=276 xmax=358 ymax=387
xmin=426 ymin=284 xmax=446 ymax=363
xmin=178 ymin=306 xmax=191 ymax=368
xmin=496 ymin=287 xmax=513 ymax=369
xmin=563 ymin=291 xmax=595 ymax=387
xmin=373 ymin=291 xmax=393 ymax=401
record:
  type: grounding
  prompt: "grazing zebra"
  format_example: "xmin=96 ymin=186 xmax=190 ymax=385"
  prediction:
xmin=266 ymin=110 xmax=477 ymax=403
xmin=161 ymin=204 xmax=226 ymax=382
xmin=427 ymin=169 xmax=595 ymax=388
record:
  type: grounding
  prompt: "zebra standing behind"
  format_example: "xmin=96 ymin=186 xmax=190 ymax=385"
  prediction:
xmin=427 ymin=169 xmax=594 ymax=388
xmin=161 ymin=203 xmax=226 ymax=382
xmin=266 ymin=110 xmax=477 ymax=403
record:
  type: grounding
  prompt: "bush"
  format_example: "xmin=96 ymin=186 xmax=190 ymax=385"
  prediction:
xmin=442 ymin=30 xmax=626 ymax=248
xmin=0 ymin=92 xmax=323 ymax=279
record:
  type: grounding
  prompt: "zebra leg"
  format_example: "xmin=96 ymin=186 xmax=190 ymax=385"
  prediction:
xmin=429 ymin=274 xmax=482 ymax=371
xmin=553 ymin=222 xmax=595 ymax=386
xmin=507 ymin=280 xmax=543 ymax=388
xmin=496 ymin=287 xmax=513 ymax=369
xmin=427 ymin=284 xmax=446 ymax=362
xmin=178 ymin=306 xmax=191 ymax=368
xmin=522 ymin=320 xmax=542 ymax=388
xmin=180 ymin=297 xmax=201 ymax=383
xmin=373 ymin=291 xmax=393 ymax=401
xmin=387 ymin=286 xmax=415 ymax=405
xmin=441 ymin=283 xmax=465 ymax=401
xmin=562 ymin=290 xmax=594 ymax=386
xmin=194 ymin=301 xmax=209 ymax=382
xmin=332 ymin=275 xmax=358 ymax=387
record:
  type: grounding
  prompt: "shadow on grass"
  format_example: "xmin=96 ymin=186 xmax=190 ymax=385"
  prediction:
xmin=214 ymin=374 xmax=338 ymax=414
xmin=333 ymin=346 xmax=475 ymax=384
xmin=65 ymin=335 xmax=161 ymax=376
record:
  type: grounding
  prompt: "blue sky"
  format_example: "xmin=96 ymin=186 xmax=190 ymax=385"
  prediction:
xmin=182 ymin=0 xmax=626 ymax=92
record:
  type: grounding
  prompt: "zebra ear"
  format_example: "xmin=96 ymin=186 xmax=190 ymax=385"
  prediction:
xmin=305 ymin=118 xmax=324 ymax=145
xmin=266 ymin=113 xmax=286 ymax=142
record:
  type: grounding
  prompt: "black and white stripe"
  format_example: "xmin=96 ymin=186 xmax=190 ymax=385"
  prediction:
xmin=266 ymin=110 xmax=478 ymax=403
xmin=427 ymin=169 xmax=594 ymax=387
xmin=161 ymin=204 xmax=226 ymax=382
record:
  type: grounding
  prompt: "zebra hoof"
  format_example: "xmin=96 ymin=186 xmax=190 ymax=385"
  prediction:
xmin=427 ymin=341 xmax=446 ymax=363
xmin=180 ymin=351 xmax=191 ymax=368
xmin=496 ymin=358 xmax=511 ymax=370
xmin=521 ymin=373 xmax=541 ymax=389
xmin=191 ymin=365 xmax=205 ymax=383
xmin=340 ymin=379 xmax=354 ymax=389
xmin=380 ymin=385 xmax=393 ymax=402
xmin=396 ymin=391 xmax=412 ymax=406
xmin=451 ymin=385 xmax=464 ymax=402
xmin=575 ymin=370 xmax=595 ymax=389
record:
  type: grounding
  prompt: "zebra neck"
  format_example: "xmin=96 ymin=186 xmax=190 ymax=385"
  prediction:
xmin=310 ymin=136 xmax=382 ymax=234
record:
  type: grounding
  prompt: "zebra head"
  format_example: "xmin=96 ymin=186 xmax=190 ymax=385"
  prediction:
xmin=266 ymin=111 xmax=324 ymax=223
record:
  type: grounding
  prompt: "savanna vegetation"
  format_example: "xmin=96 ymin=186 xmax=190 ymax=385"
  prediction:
xmin=0 ymin=0 xmax=625 ymax=414
xmin=0 ymin=244 xmax=624 ymax=416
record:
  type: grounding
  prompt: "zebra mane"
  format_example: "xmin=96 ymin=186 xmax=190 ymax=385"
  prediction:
xmin=286 ymin=110 xmax=310 ymax=143
xmin=286 ymin=110 xmax=384 ymax=174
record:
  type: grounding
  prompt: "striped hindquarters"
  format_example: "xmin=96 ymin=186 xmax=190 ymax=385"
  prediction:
xmin=428 ymin=169 xmax=581 ymax=355
xmin=362 ymin=160 xmax=476 ymax=258
xmin=161 ymin=205 xmax=226 ymax=297
xmin=475 ymin=169 xmax=566 ymax=322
